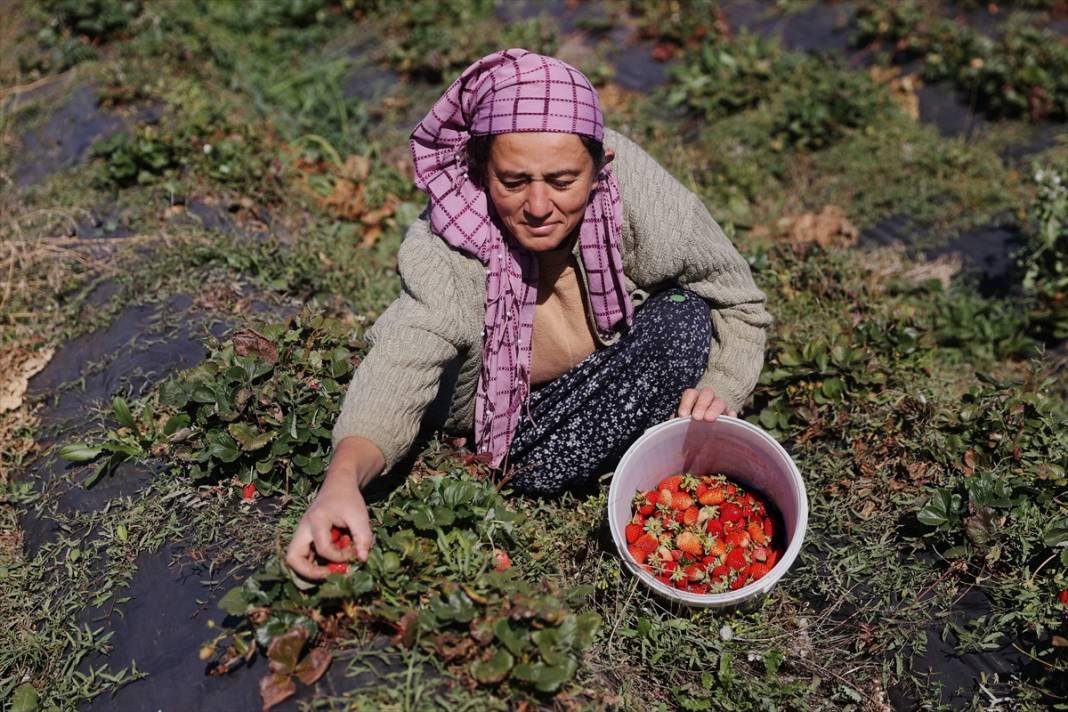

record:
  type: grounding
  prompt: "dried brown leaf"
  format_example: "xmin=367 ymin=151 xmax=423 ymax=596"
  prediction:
xmin=294 ymin=647 xmax=332 ymax=686
xmin=0 ymin=345 xmax=54 ymax=413
xmin=260 ymin=672 xmax=296 ymax=711
xmin=232 ymin=329 xmax=278 ymax=364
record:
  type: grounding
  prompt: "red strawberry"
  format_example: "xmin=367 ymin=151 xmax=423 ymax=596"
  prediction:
xmin=688 ymin=583 xmax=709 ymax=594
xmin=707 ymin=538 xmax=727 ymax=558
xmin=706 ymin=518 xmax=724 ymax=536
xmin=1060 ymin=590 xmax=1068 ymax=606
xmin=727 ymin=529 xmax=751 ymax=549
xmin=764 ymin=516 xmax=774 ymax=538
xmin=699 ymin=487 xmax=726 ymax=506
xmin=676 ymin=531 xmax=703 ymax=557
xmin=702 ymin=555 xmax=717 ymax=566
xmin=747 ymin=521 xmax=767 ymax=545
xmin=671 ymin=491 xmax=694 ymax=510
xmin=720 ymin=502 xmax=743 ymax=524
xmin=626 ymin=522 xmax=644 ymax=544
xmin=337 ymin=534 xmax=353 ymax=549
xmin=696 ymin=482 xmax=708 ymax=498
xmin=750 ymin=562 xmax=769 ymax=580
xmin=711 ymin=564 xmax=729 ymax=581
xmin=494 ymin=550 xmax=512 ymax=571
xmin=684 ymin=564 xmax=705 ymax=581
xmin=729 ymin=573 xmax=747 ymax=590
xmin=242 ymin=482 xmax=257 ymax=500
xmin=330 ymin=526 xmax=343 ymax=543
xmin=658 ymin=488 xmax=674 ymax=507
xmin=726 ymin=547 xmax=748 ymax=570
xmin=636 ymin=533 xmax=659 ymax=553
xmin=628 ymin=545 xmax=648 ymax=564
xmin=639 ymin=491 xmax=657 ymax=516
xmin=327 ymin=562 xmax=348 ymax=574
xmin=683 ymin=506 xmax=700 ymax=526
xmin=659 ymin=475 xmax=684 ymax=492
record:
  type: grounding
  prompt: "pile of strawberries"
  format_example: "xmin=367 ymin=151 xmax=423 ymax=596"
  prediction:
xmin=625 ymin=473 xmax=783 ymax=594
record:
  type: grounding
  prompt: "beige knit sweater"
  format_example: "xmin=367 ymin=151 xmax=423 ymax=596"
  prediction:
xmin=332 ymin=128 xmax=773 ymax=469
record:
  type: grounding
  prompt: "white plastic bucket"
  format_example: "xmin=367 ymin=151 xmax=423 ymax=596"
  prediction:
xmin=608 ymin=416 xmax=808 ymax=608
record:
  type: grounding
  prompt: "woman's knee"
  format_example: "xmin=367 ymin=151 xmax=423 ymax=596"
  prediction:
xmin=630 ymin=288 xmax=712 ymax=367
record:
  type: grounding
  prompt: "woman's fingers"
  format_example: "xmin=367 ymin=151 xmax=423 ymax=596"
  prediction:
xmin=727 ymin=409 xmax=738 ymax=418
xmin=311 ymin=515 xmax=344 ymax=562
xmin=676 ymin=388 xmax=699 ymax=417
xmin=285 ymin=523 xmax=330 ymax=580
xmin=343 ymin=496 xmax=375 ymax=563
xmin=693 ymin=391 xmax=727 ymax=422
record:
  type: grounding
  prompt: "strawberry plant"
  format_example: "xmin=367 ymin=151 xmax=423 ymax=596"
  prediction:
xmin=209 ymin=473 xmax=601 ymax=709
xmin=62 ymin=310 xmax=363 ymax=497
xmin=1020 ymin=166 xmax=1068 ymax=341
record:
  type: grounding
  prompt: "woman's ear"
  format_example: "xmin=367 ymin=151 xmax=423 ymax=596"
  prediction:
xmin=591 ymin=148 xmax=616 ymax=192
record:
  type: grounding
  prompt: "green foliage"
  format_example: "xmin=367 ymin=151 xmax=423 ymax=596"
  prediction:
xmin=770 ymin=63 xmax=889 ymax=150
xmin=155 ymin=314 xmax=361 ymax=496
xmin=41 ymin=0 xmax=143 ymax=40
xmin=18 ymin=0 xmax=143 ymax=75
xmin=64 ymin=312 xmax=362 ymax=497
xmin=914 ymin=376 xmax=1068 ymax=635
xmin=383 ymin=0 xmax=558 ymax=83
xmin=625 ymin=0 xmax=721 ymax=47
xmin=855 ymin=0 xmax=1068 ymax=121
xmin=213 ymin=473 xmax=599 ymax=701
xmin=669 ymin=34 xmax=890 ymax=152
xmin=91 ymin=117 xmax=272 ymax=191
xmin=668 ymin=33 xmax=787 ymax=119
xmin=1020 ymin=166 xmax=1068 ymax=339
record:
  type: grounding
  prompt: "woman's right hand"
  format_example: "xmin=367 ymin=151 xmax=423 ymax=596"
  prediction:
xmin=285 ymin=436 xmax=385 ymax=581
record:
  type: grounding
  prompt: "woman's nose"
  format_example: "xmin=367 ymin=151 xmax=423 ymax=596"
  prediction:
xmin=524 ymin=182 xmax=553 ymax=220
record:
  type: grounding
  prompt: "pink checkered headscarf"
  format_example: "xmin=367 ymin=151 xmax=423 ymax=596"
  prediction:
xmin=410 ymin=49 xmax=633 ymax=468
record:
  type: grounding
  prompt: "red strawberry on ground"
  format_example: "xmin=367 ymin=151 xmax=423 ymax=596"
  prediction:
xmin=242 ymin=482 xmax=257 ymax=500
xmin=493 ymin=549 xmax=512 ymax=571
xmin=1060 ymin=590 xmax=1068 ymax=606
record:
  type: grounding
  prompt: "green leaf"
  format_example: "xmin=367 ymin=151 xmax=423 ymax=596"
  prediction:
xmin=471 ymin=648 xmax=514 ymax=685
xmin=493 ymin=619 xmax=527 ymax=657
xmin=218 ymin=585 xmax=249 ymax=616
xmin=206 ymin=431 xmax=241 ymax=463
xmin=11 ymin=682 xmax=38 ymax=712
xmin=1043 ymin=518 xmax=1068 ymax=548
xmin=58 ymin=443 xmax=103 ymax=462
xmin=228 ymin=422 xmax=272 ymax=451
xmin=162 ymin=413 xmax=191 ymax=436
xmin=917 ymin=489 xmax=959 ymax=527
xmin=112 ymin=396 xmax=136 ymax=429
xmin=511 ymin=658 xmax=577 ymax=693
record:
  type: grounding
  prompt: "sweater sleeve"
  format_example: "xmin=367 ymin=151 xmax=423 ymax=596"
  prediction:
xmin=606 ymin=128 xmax=773 ymax=412
xmin=331 ymin=219 xmax=466 ymax=469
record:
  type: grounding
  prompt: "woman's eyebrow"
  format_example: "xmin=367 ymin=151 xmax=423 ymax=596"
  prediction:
xmin=495 ymin=169 xmax=582 ymax=180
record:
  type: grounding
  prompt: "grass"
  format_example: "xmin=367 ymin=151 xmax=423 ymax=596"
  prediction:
xmin=1 ymin=0 xmax=1066 ymax=710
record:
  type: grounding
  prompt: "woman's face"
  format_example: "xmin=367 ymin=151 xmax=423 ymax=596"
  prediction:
xmin=486 ymin=132 xmax=609 ymax=252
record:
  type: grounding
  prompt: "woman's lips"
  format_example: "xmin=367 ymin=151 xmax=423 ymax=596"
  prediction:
xmin=525 ymin=223 xmax=558 ymax=236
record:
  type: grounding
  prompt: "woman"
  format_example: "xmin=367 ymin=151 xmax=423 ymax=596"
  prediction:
xmin=286 ymin=50 xmax=772 ymax=579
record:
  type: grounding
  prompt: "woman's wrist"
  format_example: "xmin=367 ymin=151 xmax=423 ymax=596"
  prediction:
xmin=326 ymin=436 xmax=386 ymax=490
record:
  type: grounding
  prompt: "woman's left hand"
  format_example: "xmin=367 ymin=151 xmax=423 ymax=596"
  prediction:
xmin=676 ymin=387 xmax=737 ymax=421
